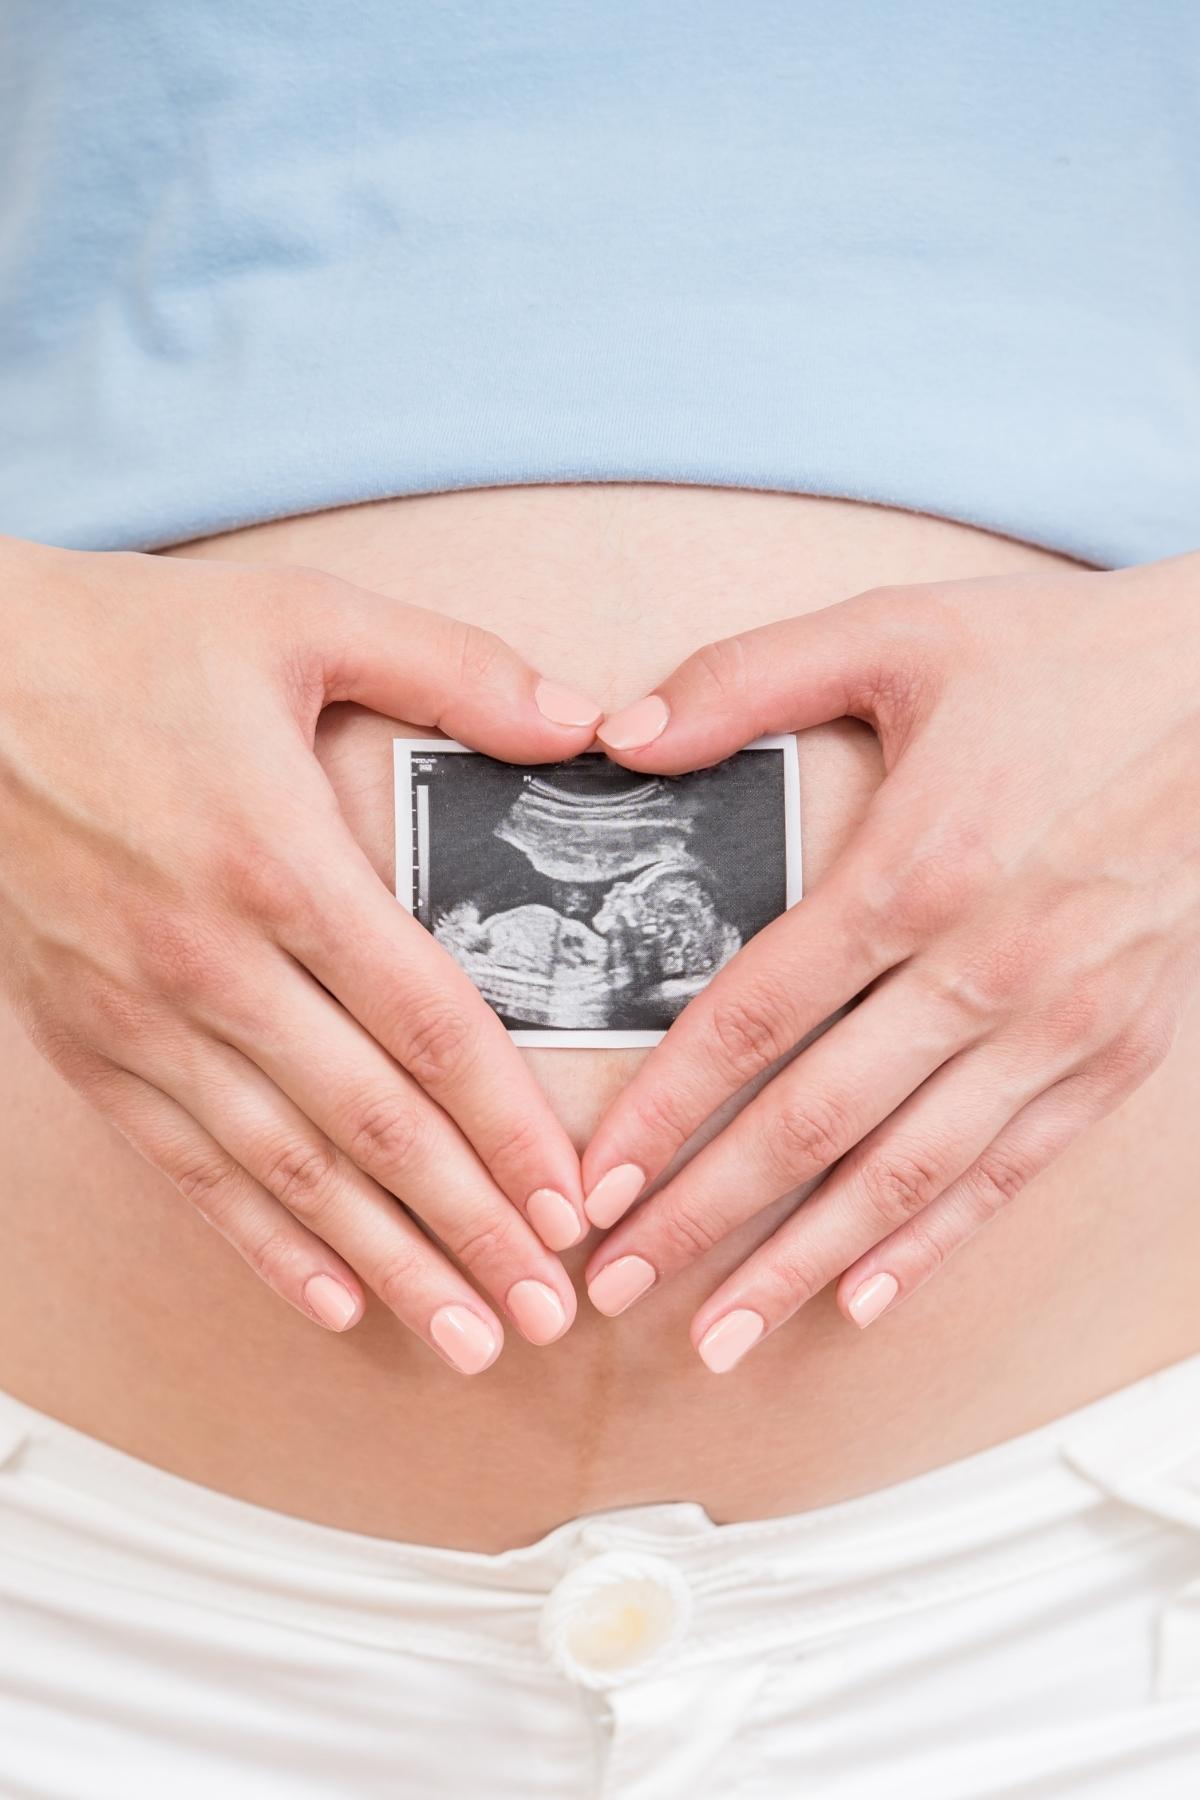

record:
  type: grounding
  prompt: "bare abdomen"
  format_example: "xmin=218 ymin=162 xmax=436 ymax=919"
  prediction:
xmin=1 ymin=483 xmax=1197 ymax=1551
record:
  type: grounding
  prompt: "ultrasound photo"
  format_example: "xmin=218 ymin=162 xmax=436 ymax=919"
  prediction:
xmin=393 ymin=736 xmax=802 ymax=1045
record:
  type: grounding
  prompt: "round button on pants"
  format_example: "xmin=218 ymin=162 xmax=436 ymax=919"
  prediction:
xmin=539 ymin=1547 xmax=694 ymax=1687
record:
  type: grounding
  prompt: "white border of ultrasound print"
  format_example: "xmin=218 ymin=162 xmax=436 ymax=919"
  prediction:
xmin=393 ymin=734 xmax=803 ymax=1048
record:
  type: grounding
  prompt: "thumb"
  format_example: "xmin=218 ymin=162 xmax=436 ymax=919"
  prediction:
xmin=297 ymin=571 xmax=603 ymax=761
xmin=594 ymin=588 xmax=925 ymax=774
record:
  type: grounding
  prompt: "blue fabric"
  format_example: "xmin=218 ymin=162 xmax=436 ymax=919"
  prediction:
xmin=0 ymin=1 xmax=1197 ymax=565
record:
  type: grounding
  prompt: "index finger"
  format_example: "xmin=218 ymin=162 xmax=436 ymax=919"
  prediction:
xmin=593 ymin=596 xmax=903 ymax=774
xmin=299 ymin=572 xmax=604 ymax=761
xmin=275 ymin=816 xmax=589 ymax=1245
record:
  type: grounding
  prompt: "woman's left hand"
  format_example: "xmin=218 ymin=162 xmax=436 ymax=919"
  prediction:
xmin=579 ymin=555 xmax=1200 ymax=1369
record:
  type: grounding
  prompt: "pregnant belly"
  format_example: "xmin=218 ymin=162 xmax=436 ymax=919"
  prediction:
xmin=1 ymin=484 xmax=1198 ymax=1552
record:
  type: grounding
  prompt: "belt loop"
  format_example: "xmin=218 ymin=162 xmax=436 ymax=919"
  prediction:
xmin=0 ymin=1419 xmax=31 ymax=1474
xmin=1063 ymin=1435 xmax=1200 ymax=1702
xmin=1062 ymin=1441 xmax=1200 ymax=1536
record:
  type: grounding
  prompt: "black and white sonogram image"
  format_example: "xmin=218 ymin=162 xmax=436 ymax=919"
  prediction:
xmin=393 ymin=737 xmax=802 ymax=1045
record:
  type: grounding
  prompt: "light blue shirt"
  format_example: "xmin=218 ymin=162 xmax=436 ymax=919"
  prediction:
xmin=1 ymin=1 xmax=1197 ymax=565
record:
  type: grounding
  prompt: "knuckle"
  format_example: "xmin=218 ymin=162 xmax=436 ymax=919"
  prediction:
xmin=374 ymin=1243 xmax=427 ymax=1314
xmin=73 ymin=974 xmax=155 ymax=1049
xmin=400 ymin=1001 xmax=475 ymax=1090
xmin=258 ymin=1138 xmax=340 ymax=1216
xmin=452 ymin=619 xmax=507 ymax=687
xmin=861 ymin=821 xmax=996 ymax=956
xmin=855 ymin=582 xmax=906 ymax=612
xmin=245 ymin=1227 xmax=307 ymax=1292
xmin=892 ymin=841 xmax=991 ymax=938
xmin=173 ymin=1151 xmax=237 ymax=1215
xmin=968 ymin=1142 xmax=1030 ymax=1211
xmin=691 ymin=634 xmax=750 ymax=702
xmin=859 ymin=1146 xmax=943 ymax=1226
xmin=1100 ymin=1015 xmax=1177 ymax=1094
xmin=898 ymin=1209 xmax=952 ymax=1276
xmin=217 ymin=838 xmax=309 ymax=929
xmin=344 ymin=1093 xmax=427 ymax=1174
xmin=768 ymin=1091 xmax=855 ymax=1179
xmin=483 ymin=1110 xmax=545 ymax=1178
xmin=137 ymin=912 xmax=224 ymax=1004
xmin=850 ymin=587 xmax=948 ymax=709
xmin=709 ymin=986 xmax=794 ymax=1082
xmin=970 ymin=929 xmax=1043 ymax=1012
xmin=16 ymin=986 xmax=123 ymax=1080
xmin=25 ymin=1014 xmax=94 ymax=1084
xmin=1041 ymin=983 xmax=1107 ymax=1054
xmin=765 ymin=1242 xmax=827 ymax=1306
xmin=862 ymin=579 xmax=967 ymax=640
xmin=911 ymin=954 xmax=1007 ymax=1032
xmin=266 ymin=564 xmax=345 ymax=652
xmin=288 ymin=563 xmax=343 ymax=609
xmin=451 ymin=1210 xmax=516 ymax=1274
xmin=661 ymin=1199 xmax=722 ymax=1262
xmin=628 ymin=1081 xmax=696 ymax=1153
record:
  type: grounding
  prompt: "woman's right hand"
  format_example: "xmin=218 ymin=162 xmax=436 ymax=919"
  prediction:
xmin=0 ymin=535 xmax=602 ymax=1371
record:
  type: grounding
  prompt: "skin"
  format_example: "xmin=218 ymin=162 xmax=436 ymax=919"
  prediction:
xmin=2 ymin=486 xmax=1197 ymax=1549
xmin=581 ymin=555 xmax=1200 ymax=1364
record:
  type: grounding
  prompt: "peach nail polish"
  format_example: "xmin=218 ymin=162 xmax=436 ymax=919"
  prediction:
xmin=697 ymin=1309 xmax=765 ymax=1373
xmin=527 ymin=1187 xmax=585 ymax=1250
xmin=847 ymin=1271 xmax=899 ymax=1328
xmin=587 ymin=1254 xmax=656 ymax=1316
xmin=596 ymin=695 xmax=670 ymax=751
xmin=583 ymin=1163 xmax=646 ymax=1228
xmin=430 ymin=1304 xmax=499 ymax=1373
xmin=535 ymin=679 xmax=603 ymax=729
xmin=507 ymin=1279 xmax=569 ymax=1345
xmin=303 ymin=1273 xmax=359 ymax=1331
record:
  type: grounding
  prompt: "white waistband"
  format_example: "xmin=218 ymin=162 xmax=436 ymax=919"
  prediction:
xmin=3 ymin=1356 xmax=1200 ymax=1677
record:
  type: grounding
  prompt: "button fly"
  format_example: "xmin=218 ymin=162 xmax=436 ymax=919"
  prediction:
xmin=539 ymin=1549 xmax=694 ymax=1689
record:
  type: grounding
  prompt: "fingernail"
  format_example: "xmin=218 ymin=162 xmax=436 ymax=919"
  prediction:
xmin=697 ymin=1309 xmax=765 ymax=1373
xmin=587 ymin=1254 xmax=656 ymax=1316
xmin=430 ymin=1304 xmax=499 ymax=1373
xmin=527 ymin=1187 xmax=585 ymax=1250
xmin=584 ymin=1163 xmax=646 ymax=1228
xmin=303 ymin=1273 xmax=359 ymax=1331
xmin=535 ymin=678 xmax=603 ymax=729
xmin=847 ymin=1271 xmax=899 ymax=1328
xmin=596 ymin=695 xmax=670 ymax=751
xmin=507 ymin=1278 xmax=569 ymax=1345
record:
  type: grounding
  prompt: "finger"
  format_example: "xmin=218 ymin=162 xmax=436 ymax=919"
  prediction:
xmin=833 ymin=1069 xmax=1131 ymax=1328
xmin=153 ymin=1035 xmax=552 ymax=1370
xmin=300 ymin=572 xmax=603 ymax=759
xmin=200 ymin=953 xmax=579 ymax=1343
xmin=276 ymin=819 xmax=587 ymax=1245
xmin=581 ymin=807 xmax=914 ymax=1226
xmin=83 ymin=1059 xmax=366 ymax=1334
xmin=685 ymin=1040 xmax=1049 ymax=1370
xmin=594 ymin=589 xmax=931 ymax=771
xmin=583 ymin=967 xmax=978 ymax=1311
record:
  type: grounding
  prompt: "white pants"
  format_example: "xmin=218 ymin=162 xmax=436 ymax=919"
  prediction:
xmin=3 ymin=1362 xmax=1200 ymax=1798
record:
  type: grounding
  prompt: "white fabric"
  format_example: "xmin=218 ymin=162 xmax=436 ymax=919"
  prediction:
xmin=2 ymin=1359 xmax=1200 ymax=1797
